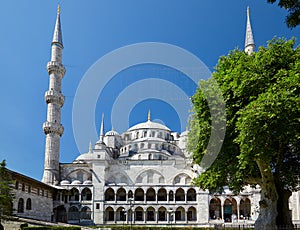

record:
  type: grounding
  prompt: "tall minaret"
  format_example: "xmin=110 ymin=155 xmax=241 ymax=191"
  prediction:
xmin=244 ymin=6 xmax=255 ymax=54
xmin=42 ymin=5 xmax=66 ymax=185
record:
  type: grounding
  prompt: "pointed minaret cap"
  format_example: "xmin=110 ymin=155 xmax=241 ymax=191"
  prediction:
xmin=52 ymin=4 xmax=63 ymax=48
xmin=99 ymin=113 xmax=105 ymax=142
xmin=244 ymin=6 xmax=255 ymax=54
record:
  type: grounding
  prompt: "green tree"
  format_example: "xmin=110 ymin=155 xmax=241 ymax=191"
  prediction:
xmin=0 ymin=160 xmax=14 ymax=217
xmin=188 ymin=38 xmax=300 ymax=230
xmin=267 ymin=0 xmax=300 ymax=28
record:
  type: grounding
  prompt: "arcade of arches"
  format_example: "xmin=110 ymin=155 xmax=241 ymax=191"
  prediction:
xmin=104 ymin=187 xmax=197 ymax=223
xmin=209 ymin=197 xmax=251 ymax=222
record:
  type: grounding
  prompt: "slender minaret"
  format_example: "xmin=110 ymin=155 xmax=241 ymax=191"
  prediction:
xmin=244 ymin=6 xmax=255 ymax=54
xmin=42 ymin=5 xmax=66 ymax=185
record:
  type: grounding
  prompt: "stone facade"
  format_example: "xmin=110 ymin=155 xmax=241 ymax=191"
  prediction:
xmin=6 ymin=169 xmax=54 ymax=222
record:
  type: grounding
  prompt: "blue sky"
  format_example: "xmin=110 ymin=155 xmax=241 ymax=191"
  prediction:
xmin=0 ymin=0 xmax=299 ymax=180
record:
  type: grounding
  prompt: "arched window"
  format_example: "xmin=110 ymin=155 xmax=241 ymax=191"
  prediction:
xmin=116 ymin=188 xmax=126 ymax=201
xmin=146 ymin=188 xmax=156 ymax=201
xmin=69 ymin=188 xmax=79 ymax=201
xmin=81 ymin=187 xmax=92 ymax=201
xmin=187 ymin=188 xmax=196 ymax=201
xmin=105 ymin=188 xmax=115 ymax=201
xmin=175 ymin=188 xmax=185 ymax=201
xmin=26 ymin=198 xmax=32 ymax=210
xmin=18 ymin=198 xmax=24 ymax=213
xmin=134 ymin=188 xmax=144 ymax=201
xmin=157 ymin=188 xmax=167 ymax=201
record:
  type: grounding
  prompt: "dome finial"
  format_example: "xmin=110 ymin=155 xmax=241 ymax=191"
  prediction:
xmin=148 ymin=110 xmax=151 ymax=121
xmin=57 ymin=4 xmax=61 ymax=14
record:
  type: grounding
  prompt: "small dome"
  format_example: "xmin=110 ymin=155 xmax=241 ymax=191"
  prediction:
xmin=74 ymin=153 xmax=93 ymax=162
xmin=105 ymin=130 xmax=119 ymax=136
xmin=83 ymin=180 xmax=92 ymax=185
xmin=128 ymin=120 xmax=170 ymax=131
xmin=71 ymin=180 xmax=82 ymax=185
xmin=60 ymin=180 xmax=70 ymax=185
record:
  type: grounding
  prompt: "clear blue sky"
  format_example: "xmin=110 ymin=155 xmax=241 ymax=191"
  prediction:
xmin=0 ymin=0 xmax=299 ymax=180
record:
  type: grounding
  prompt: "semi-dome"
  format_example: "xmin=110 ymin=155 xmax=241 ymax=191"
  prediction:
xmin=128 ymin=120 xmax=170 ymax=131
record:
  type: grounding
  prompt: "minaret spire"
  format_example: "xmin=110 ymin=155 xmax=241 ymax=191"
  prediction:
xmin=52 ymin=4 xmax=63 ymax=47
xmin=100 ymin=113 xmax=105 ymax=142
xmin=244 ymin=6 xmax=255 ymax=54
xmin=42 ymin=5 xmax=66 ymax=185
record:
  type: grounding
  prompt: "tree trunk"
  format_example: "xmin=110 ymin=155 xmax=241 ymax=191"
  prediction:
xmin=255 ymin=160 xmax=278 ymax=230
xmin=276 ymin=184 xmax=293 ymax=229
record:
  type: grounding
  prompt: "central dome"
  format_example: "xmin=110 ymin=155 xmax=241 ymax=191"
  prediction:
xmin=128 ymin=120 xmax=170 ymax=131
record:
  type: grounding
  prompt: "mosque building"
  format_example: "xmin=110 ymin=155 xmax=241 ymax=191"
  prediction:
xmin=10 ymin=5 xmax=299 ymax=227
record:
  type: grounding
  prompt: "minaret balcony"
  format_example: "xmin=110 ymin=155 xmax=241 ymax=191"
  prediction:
xmin=47 ymin=61 xmax=66 ymax=77
xmin=43 ymin=121 xmax=64 ymax=136
xmin=45 ymin=90 xmax=65 ymax=106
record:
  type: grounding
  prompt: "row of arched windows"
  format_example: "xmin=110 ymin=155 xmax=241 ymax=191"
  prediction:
xmin=68 ymin=187 xmax=92 ymax=202
xmin=105 ymin=188 xmax=196 ymax=202
xmin=105 ymin=205 xmax=197 ymax=222
xmin=123 ymin=130 xmax=173 ymax=141
xmin=120 ymin=142 xmax=178 ymax=154
xmin=17 ymin=198 xmax=31 ymax=213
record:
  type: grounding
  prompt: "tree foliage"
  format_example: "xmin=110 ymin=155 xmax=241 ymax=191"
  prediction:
xmin=189 ymin=38 xmax=300 ymax=229
xmin=0 ymin=160 xmax=14 ymax=217
xmin=267 ymin=0 xmax=300 ymax=28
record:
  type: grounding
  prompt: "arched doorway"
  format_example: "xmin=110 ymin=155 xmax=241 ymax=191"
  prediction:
xmin=224 ymin=198 xmax=237 ymax=222
xmin=68 ymin=206 xmax=79 ymax=222
xmin=158 ymin=206 xmax=167 ymax=221
xmin=54 ymin=205 xmax=67 ymax=222
xmin=209 ymin=198 xmax=221 ymax=220
xmin=175 ymin=206 xmax=185 ymax=221
xmin=146 ymin=206 xmax=155 ymax=221
xmin=105 ymin=207 xmax=114 ymax=221
xmin=240 ymin=198 xmax=251 ymax=219
xmin=187 ymin=206 xmax=197 ymax=221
